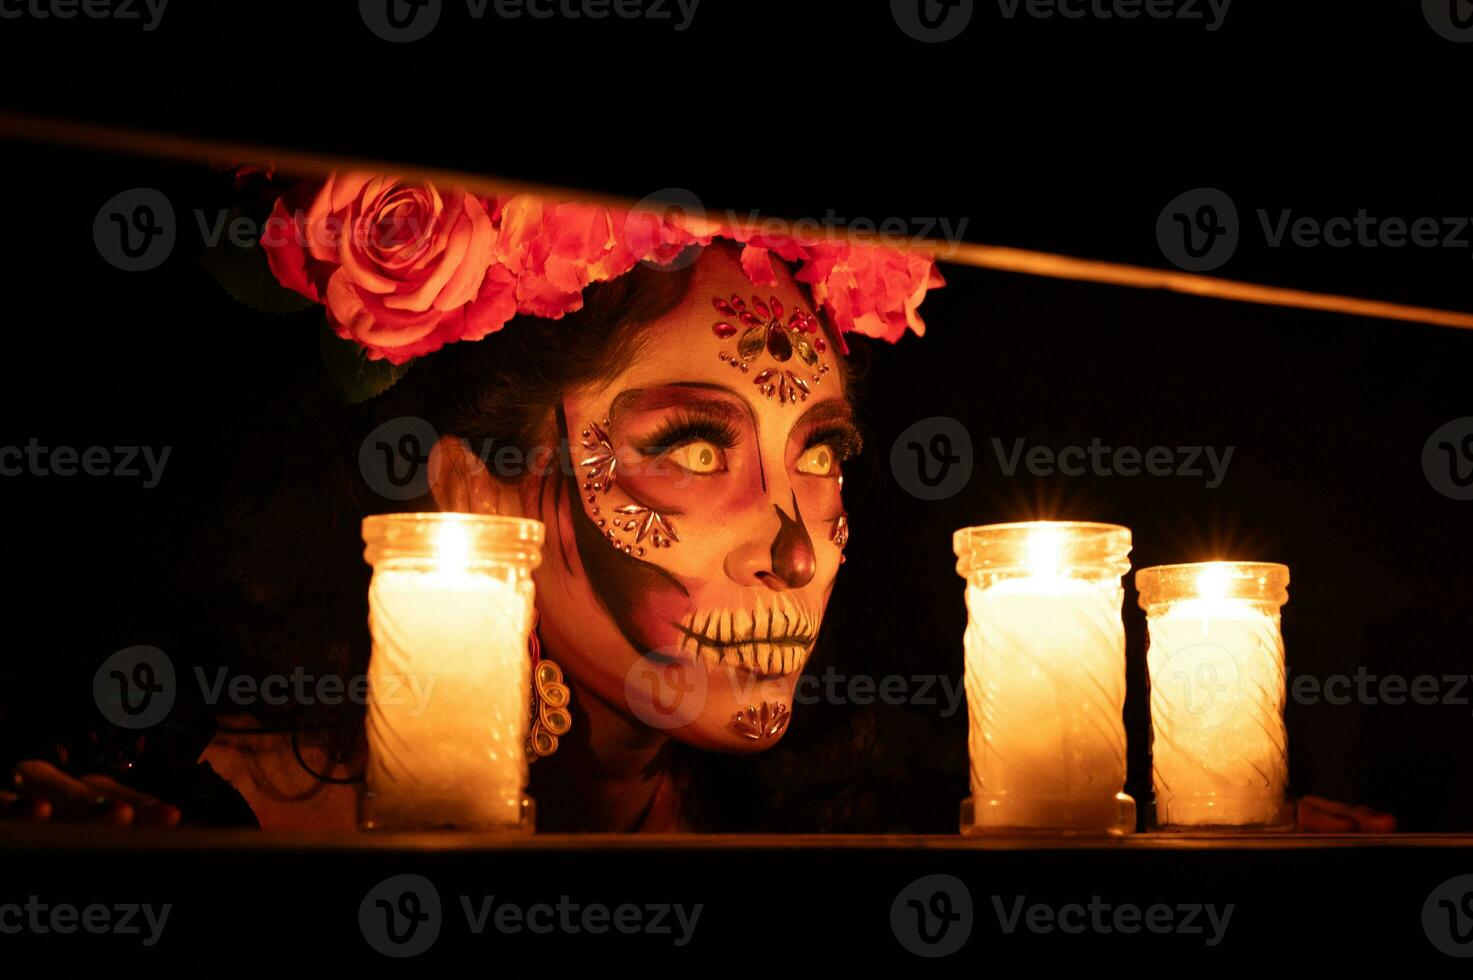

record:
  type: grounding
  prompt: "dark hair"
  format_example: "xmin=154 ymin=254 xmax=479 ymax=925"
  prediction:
xmin=197 ymin=245 xmax=875 ymax=828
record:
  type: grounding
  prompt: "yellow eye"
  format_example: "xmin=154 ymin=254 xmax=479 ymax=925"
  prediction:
xmin=668 ymin=440 xmax=725 ymax=474
xmin=795 ymin=445 xmax=836 ymax=477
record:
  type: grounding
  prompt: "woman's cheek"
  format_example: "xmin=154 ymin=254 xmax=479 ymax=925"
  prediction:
xmin=615 ymin=456 xmax=750 ymax=517
xmin=793 ymin=475 xmax=844 ymax=523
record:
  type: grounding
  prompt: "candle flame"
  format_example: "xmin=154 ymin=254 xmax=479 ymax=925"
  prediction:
xmin=1025 ymin=526 xmax=1064 ymax=579
xmin=1196 ymin=562 xmax=1232 ymax=601
xmin=434 ymin=521 xmax=473 ymax=572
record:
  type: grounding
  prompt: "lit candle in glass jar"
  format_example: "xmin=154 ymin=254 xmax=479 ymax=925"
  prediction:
xmin=360 ymin=513 xmax=544 ymax=832
xmin=955 ymin=521 xmax=1135 ymax=835
xmin=1136 ymin=561 xmax=1292 ymax=830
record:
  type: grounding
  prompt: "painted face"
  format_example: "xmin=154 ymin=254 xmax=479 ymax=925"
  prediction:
xmin=530 ymin=247 xmax=857 ymax=751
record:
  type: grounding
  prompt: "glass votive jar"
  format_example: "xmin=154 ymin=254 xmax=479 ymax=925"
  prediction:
xmin=360 ymin=512 xmax=544 ymax=832
xmin=1135 ymin=561 xmax=1293 ymax=831
xmin=954 ymin=521 xmax=1136 ymax=835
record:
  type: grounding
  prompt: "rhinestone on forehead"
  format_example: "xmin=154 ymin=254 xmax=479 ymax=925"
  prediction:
xmin=712 ymin=294 xmax=833 ymax=406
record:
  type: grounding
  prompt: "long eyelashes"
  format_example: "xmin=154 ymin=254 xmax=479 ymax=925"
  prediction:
xmin=802 ymin=422 xmax=863 ymax=463
xmin=632 ymin=409 xmax=741 ymax=457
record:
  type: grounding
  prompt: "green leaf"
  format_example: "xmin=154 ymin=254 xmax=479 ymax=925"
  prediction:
xmin=199 ymin=208 xmax=317 ymax=315
xmin=318 ymin=320 xmax=414 ymax=404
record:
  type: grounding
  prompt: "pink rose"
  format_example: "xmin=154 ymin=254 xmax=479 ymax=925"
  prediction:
xmin=262 ymin=173 xmax=516 ymax=363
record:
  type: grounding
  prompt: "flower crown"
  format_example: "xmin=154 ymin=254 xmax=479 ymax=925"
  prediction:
xmin=216 ymin=172 xmax=944 ymax=397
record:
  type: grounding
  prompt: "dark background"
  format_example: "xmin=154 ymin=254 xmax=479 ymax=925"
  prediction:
xmin=0 ymin=1 xmax=1469 ymax=832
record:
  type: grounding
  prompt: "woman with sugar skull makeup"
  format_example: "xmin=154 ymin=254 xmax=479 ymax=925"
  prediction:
xmin=0 ymin=174 xmax=1393 ymax=834
xmin=0 ymin=174 xmax=944 ymax=832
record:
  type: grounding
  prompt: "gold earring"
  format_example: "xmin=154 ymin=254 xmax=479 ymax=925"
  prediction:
xmin=526 ymin=616 xmax=572 ymax=761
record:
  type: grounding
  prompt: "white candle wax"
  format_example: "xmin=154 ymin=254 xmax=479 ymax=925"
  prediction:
xmin=365 ymin=563 xmax=531 ymax=830
xmin=1147 ymin=596 xmax=1287 ymax=826
xmin=965 ymin=575 xmax=1129 ymax=827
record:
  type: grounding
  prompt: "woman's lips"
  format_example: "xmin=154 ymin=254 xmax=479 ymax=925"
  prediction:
xmin=669 ymin=598 xmax=818 ymax=678
xmin=669 ymin=629 xmax=814 ymax=678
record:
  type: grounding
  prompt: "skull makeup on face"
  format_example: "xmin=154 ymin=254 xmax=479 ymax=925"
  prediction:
xmin=529 ymin=245 xmax=859 ymax=752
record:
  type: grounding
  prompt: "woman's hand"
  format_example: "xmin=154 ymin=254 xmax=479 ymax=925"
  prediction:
xmin=0 ymin=760 xmax=181 ymax=827
xmin=1296 ymin=794 xmax=1396 ymax=832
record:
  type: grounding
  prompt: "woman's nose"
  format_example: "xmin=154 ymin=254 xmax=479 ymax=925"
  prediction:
xmin=723 ymin=493 xmax=817 ymax=590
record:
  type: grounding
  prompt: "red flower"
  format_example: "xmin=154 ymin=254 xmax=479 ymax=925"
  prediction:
xmin=257 ymin=174 xmax=946 ymax=368
xmin=495 ymin=197 xmax=642 ymax=319
xmin=261 ymin=173 xmax=515 ymax=363
xmin=797 ymin=243 xmax=945 ymax=344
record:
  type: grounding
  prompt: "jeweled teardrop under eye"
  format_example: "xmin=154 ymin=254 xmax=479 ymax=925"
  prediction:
xmin=712 ymin=321 xmax=737 ymax=339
